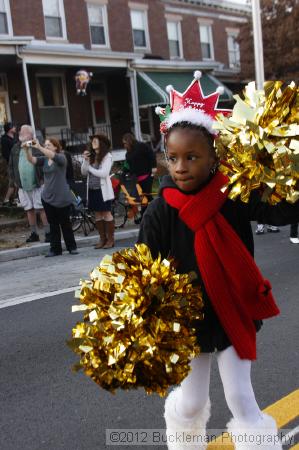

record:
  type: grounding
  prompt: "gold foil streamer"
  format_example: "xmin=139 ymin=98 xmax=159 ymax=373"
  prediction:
xmin=215 ymin=81 xmax=299 ymax=204
xmin=68 ymin=244 xmax=203 ymax=397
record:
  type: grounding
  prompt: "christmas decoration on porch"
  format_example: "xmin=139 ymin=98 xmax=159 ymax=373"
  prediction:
xmin=75 ymin=70 xmax=93 ymax=96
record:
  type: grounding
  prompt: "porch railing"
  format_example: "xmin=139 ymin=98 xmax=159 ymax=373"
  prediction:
xmin=60 ymin=124 xmax=112 ymax=153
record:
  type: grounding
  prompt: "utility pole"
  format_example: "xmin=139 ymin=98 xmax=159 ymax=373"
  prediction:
xmin=251 ymin=0 xmax=265 ymax=89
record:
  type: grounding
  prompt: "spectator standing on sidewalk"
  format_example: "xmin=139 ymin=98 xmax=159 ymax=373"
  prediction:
xmin=122 ymin=132 xmax=157 ymax=221
xmin=1 ymin=122 xmax=17 ymax=206
xmin=8 ymin=125 xmax=50 ymax=243
xmin=81 ymin=134 xmax=115 ymax=249
xmin=25 ymin=138 xmax=78 ymax=257
xmin=290 ymin=223 xmax=299 ymax=244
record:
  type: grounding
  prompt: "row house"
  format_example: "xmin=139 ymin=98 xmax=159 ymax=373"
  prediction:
xmin=0 ymin=0 xmax=250 ymax=149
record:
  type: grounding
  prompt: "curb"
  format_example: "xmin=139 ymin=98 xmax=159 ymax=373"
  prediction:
xmin=0 ymin=228 xmax=139 ymax=263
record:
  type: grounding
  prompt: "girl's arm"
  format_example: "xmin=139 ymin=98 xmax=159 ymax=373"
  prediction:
xmin=88 ymin=154 xmax=112 ymax=178
xmin=249 ymin=190 xmax=299 ymax=225
xmin=23 ymin=146 xmax=37 ymax=165
xmin=81 ymin=158 xmax=90 ymax=176
xmin=33 ymin=141 xmax=56 ymax=160
xmin=137 ymin=198 xmax=168 ymax=259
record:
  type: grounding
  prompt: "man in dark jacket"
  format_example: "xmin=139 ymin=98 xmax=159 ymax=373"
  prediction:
xmin=122 ymin=132 xmax=157 ymax=221
xmin=9 ymin=124 xmax=50 ymax=243
xmin=1 ymin=122 xmax=17 ymax=206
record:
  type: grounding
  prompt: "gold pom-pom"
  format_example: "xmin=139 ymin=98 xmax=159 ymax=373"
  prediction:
xmin=215 ymin=81 xmax=299 ymax=204
xmin=68 ymin=244 xmax=203 ymax=397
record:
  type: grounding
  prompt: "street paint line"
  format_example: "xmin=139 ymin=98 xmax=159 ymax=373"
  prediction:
xmin=0 ymin=286 xmax=77 ymax=309
xmin=290 ymin=444 xmax=299 ymax=450
xmin=264 ymin=389 xmax=299 ymax=429
xmin=207 ymin=389 xmax=299 ymax=449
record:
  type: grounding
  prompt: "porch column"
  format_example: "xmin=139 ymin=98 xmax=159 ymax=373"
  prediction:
xmin=127 ymin=69 xmax=142 ymax=140
xmin=22 ymin=59 xmax=36 ymax=134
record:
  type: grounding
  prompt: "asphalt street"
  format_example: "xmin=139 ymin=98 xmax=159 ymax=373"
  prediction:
xmin=0 ymin=229 xmax=298 ymax=450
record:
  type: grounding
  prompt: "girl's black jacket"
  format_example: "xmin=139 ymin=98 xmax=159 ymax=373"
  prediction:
xmin=138 ymin=175 xmax=299 ymax=353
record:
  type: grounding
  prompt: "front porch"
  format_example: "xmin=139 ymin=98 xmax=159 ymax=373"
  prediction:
xmin=0 ymin=43 xmax=140 ymax=150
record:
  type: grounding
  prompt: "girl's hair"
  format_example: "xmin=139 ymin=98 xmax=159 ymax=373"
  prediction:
xmin=46 ymin=138 xmax=62 ymax=153
xmin=90 ymin=134 xmax=111 ymax=165
xmin=165 ymin=122 xmax=216 ymax=156
xmin=122 ymin=132 xmax=136 ymax=147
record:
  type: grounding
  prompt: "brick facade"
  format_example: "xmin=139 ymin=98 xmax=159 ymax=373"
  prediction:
xmin=0 ymin=0 xmax=250 ymax=143
xmin=9 ymin=0 xmax=246 ymax=65
xmin=10 ymin=0 xmax=45 ymax=39
xmin=108 ymin=0 xmax=134 ymax=52
xmin=64 ymin=0 xmax=91 ymax=48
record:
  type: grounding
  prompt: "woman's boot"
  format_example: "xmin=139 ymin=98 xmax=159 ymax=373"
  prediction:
xmin=226 ymin=413 xmax=283 ymax=449
xmin=94 ymin=220 xmax=106 ymax=249
xmin=164 ymin=388 xmax=211 ymax=450
xmin=103 ymin=220 xmax=114 ymax=249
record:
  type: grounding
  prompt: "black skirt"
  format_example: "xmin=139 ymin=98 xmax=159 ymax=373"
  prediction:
xmin=195 ymin=294 xmax=262 ymax=353
xmin=88 ymin=189 xmax=112 ymax=212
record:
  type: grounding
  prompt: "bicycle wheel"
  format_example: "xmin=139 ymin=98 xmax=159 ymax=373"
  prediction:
xmin=70 ymin=208 xmax=83 ymax=232
xmin=112 ymin=200 xmax=127 ymax=228
xmin=87 ymin=210 xmax=96 ymax=229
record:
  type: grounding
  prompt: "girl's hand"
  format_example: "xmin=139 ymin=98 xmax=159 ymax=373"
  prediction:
xmin=83 ymin=150 xmax=91 ymax=162
xmin=31 ymin=139 xmax=40 ymax=149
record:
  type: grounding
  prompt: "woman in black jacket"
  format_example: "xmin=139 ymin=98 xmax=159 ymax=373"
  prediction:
xmin=122 ymin=133 xmax=157 ymax=218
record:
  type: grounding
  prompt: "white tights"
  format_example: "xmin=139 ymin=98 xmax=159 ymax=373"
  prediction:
xmin=176 ymin=346 xmax=263 ymax=423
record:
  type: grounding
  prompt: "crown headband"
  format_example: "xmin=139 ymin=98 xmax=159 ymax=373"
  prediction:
xmin=155 ymin=71 xmax=231 ymax=135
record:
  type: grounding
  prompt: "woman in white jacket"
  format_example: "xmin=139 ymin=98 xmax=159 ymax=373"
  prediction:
xmin=81 ymin=134 xmax=115 ymax=248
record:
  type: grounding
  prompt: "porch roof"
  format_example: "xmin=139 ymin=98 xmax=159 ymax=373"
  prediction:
xmin=136 ymin=70 xmax=233 ymax=107
xmin=19 ymin=43 xmax=141 ymax=68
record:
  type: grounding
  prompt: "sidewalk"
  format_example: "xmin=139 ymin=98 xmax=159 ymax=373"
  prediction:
xmin=0 ymin=206 xmax=139 ymax=262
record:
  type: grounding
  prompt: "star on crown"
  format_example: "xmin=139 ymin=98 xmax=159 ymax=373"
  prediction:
xmin=155 ymin=71 xmax=231 ymax=134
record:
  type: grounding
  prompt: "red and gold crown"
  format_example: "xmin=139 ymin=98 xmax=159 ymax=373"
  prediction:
xmin=156 ymin=71 xmax=231 ymax=134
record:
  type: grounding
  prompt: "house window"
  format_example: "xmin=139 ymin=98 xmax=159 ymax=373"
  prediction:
xmin=37 ymin=75 xmax=68 ymax=129
xmin=227 ymin=32 xmax=240 ymax=68
xmin=167 ymin=21 xmax=183 ymax=59
xmin=199 ymin=24 xmax=214 ymax=60
xmin=0 ymin=0 xmax=11 ymax=35
xmin=42 ymin=0 xmax=67 ymax=39
xmin=87 ymin=3 xmax=109 ymax=47
xmin=130 ymin=9 xmax=149 ymax=49
xmin=0 ymin=0 xmax=8 ymax=34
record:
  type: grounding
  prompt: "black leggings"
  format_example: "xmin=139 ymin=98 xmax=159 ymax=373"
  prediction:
xmin=42 ymin=200 xmax=77 ymax=253
xmin=290 ymin=223 xmax=298 ymax=238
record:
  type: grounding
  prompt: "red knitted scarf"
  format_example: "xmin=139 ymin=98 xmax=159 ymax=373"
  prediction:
xmin=163 ymin=171 xmax=280 ymax=360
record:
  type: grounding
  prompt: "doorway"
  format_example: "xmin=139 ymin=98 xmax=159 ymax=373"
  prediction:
xmin=90 ymin=81 xmax=111 ymax=144
xmin=0 ymin=75 xmax=11 ymax=127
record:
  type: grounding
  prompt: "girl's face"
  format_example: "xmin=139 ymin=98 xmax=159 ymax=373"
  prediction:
xmin=45 ymin=140 xmax=57 ymax=152
xmin=166 ymin=128 xmax=216 ymax=192
xmin=92 ymin=138 xmax=100 ymax=151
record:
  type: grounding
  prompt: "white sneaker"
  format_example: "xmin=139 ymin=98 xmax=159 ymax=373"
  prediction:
xmin=255 ymin=224 xmax=265 ymax=234
xmin=267 ymin=225 xmax=280 ymax=232
xmin=290 ymin=237 xmax=299 ymax=244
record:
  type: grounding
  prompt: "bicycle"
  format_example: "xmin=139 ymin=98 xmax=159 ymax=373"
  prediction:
xmin=69 ymin=193 xmax=96 ymax=236
xmin=111 ymin=174 xmax=155 ymax=229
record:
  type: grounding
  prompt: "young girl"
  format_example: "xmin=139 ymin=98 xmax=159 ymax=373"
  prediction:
xmin=81 ymin=134 xmax=115 ymax=249
xmin=138 ymin=74 xmax=299 ymax=450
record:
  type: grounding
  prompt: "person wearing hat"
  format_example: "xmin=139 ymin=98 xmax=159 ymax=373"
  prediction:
xmin=1 ymin=122 xmax=17 ymax=206
xmin=81 ymin=134 xmax=115 ymax=249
